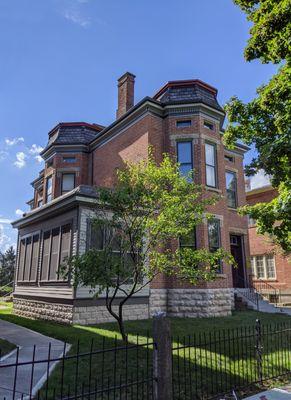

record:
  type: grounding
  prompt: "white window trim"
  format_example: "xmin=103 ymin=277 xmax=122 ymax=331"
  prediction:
xmin=251 ymin=254 xmax=276 ymax=280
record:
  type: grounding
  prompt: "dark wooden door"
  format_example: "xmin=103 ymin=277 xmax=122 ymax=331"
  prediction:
xmin=230 ymin=235 xmax=245 ymax=288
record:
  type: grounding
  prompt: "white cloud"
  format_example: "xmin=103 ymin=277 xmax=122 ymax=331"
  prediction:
xmin=15 ymin=209 xmax=24 ymax=217
xmin=0 ymin=224 xmax=16 ymax=252
xmin=14 ymin=152 xmax=27 ymax=168
xmin=29 ymin=144 xmax=44 ymax=163
xmin=63 ymin=8 xmax=91 ymax=27
xmin=250 ymin=169 xmax=271 ymax=190
xmin=0 ymin=218 xmax=12 ymax=224
xmin=29 ymin=144 xmax=43 ymax=155
xmin=35 ymin=155 xmax=43 ymax=163
xmin=5 ymin=137 xmax=24 ymax=146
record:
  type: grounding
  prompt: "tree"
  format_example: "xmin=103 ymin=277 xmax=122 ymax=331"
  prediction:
xmin=66 ymin=152 xmax=233 ymax=341
xmin=0 ymin=246 xmax=16 ymax=287
xmin=224 ymin=0 xmax=291 ymax=252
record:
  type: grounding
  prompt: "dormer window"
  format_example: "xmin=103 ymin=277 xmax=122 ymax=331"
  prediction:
xmin=63 ymin=156 xmax=76 ymax=163
xmin=204 ymin=121 xmax=214 ymax=130
xmin=176 ymin=120 xmax=192 ymax=128
xmin=61 ymin=173 xmax=75 ymax=194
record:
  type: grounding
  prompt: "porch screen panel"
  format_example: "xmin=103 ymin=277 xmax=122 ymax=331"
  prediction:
xmin=41 ymin=231 xmax=51 ymax=280
xmin=23 ymin=237 xmax=32 ymax=281
xmin=59 ymin=224 xmax=71 ymax=280
xmin=49 ymin=227 xmax=60 ymax=281
xmin=30 ymin=234 xmax=40 ymax=281
xmin=17 ymin=238 xmax=26 ymax=281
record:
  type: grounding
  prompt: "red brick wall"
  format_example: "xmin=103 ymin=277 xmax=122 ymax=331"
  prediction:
xmin=247 ymin=188 xmax=290 ymax=290
xmin=35 ymin=152 xmax=90 ymax=207
xmin=92 ymin=114 xmax=164 ymax=187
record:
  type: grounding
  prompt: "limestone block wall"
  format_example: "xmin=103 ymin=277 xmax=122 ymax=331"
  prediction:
xmin=13 ymin=298 xmax=74 ymax=324
xmin=13 ymin=298 xmax=150 ymax=325
xmin=150 ymin=288 xmax=233 ymax=318
xmin=73 ymin=303 xmax=149 ymax=325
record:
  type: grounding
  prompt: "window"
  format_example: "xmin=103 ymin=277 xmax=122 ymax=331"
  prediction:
xmin=225 ymin=171 xmax=237 ymax=208
xmin=177 ymin=141 xmax=193 ymax=181
xmin=251 ymin=255 xmax=276 ymax=280
xmin=17 ymin=233 xmax=40 ymax=282
xmin=63 ymin=156 xmax=76 ymax=163
xmin=176 ymin=120 xmax=192 ymax=128
xmin=205 ymin=143 xmax=217 ymax=187
xmin=88 ymin=222 xmax=136 ymax=279
xmin=179 ymin=229 xmax=196 ymax=250
xmin=208 ymin=219 xmax=222 ymax=272
xmin=40 ymin=223 xmax=72 ymax=281
xmin=204 ymin=121 xmax=214 ymax=130
xmin=46 ymin=176 xmax=52 ymax=203
xmin=224 ymin=154 xmax=234 ymax=163
xmin=37 ymin=199 xmax=43 ymax=207
xmin=62 ymin=173 xmax=75 ymax=194
xmin=46 ymin=159 xmax=53 ymax=168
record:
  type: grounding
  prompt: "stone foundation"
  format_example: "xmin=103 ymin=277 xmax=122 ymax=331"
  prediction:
xmin=150 ymin=288 xmax=233 ymax=318
xmin=13 ymin=298 xmax=74 ymax=324
xmin=73 ymin=303 xmax=149 ymax=325
xmin=14 ymin=288 xmax=233 ymax=324
xmin=13 ymin=298 xmax=150 ymax=325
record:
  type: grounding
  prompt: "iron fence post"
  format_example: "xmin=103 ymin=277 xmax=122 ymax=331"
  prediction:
xmin=153 ymin=313 xmax=173 ymax=400
xmin=255 ymin=319 xmax=263 ymax=384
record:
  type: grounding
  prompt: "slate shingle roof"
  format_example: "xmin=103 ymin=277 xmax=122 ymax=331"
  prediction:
xmin=154 ymin=80 xmax=224 ymax=112
xmin=42 ymin=123 xmax=103 ymax=154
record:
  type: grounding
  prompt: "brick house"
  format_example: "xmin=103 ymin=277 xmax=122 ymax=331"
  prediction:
xmin=246 ymin=185 xmax=291 ymax=305
xmin=12 ymin=72 xmax=250 ymax=324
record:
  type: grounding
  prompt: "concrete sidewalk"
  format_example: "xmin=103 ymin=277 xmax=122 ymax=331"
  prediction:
xmin=0 ymin=319 xmax=69 ymax=400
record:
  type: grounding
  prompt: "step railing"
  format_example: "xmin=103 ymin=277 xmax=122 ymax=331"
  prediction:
xmin=0 ymin=281 xmax=13 ymax=300
xmin=249 ymin=275 xmax=280 ymax=307
xmin=235 ymin=275 xmax=260 ymax=310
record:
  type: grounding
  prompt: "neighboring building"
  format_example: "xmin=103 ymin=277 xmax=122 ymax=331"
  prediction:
xmin=12 ymin=73 xmax=250 ymax=324
xmin=246 ymin=185 xmax=291 ymax=305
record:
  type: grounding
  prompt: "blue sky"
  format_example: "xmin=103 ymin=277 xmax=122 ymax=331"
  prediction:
xmin=0 ymin=0 xmax=276 ymax=251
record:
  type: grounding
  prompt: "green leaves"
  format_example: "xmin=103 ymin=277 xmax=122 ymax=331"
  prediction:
xmin=225 ymin=1 xmax=291 ymax=252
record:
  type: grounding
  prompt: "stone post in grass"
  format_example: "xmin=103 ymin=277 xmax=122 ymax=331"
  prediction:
xmin=153 ymin=312 xmax=173 ymax=400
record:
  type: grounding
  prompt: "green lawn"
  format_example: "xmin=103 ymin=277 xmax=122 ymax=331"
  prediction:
xmin=0 ymin=306 xmax=290 ymax=399
xmin=0 ymin=338 xmax=16 ymax=358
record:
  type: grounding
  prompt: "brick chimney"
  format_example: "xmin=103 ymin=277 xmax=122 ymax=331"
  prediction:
xmin=116 ymin=72 xmax=135 ymax=119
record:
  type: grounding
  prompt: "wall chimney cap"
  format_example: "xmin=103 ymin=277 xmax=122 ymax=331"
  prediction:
xmin=118 ymin=71 xmax=136 ymax=84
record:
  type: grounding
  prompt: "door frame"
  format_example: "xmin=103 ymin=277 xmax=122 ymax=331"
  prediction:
xmin=230 ymin=233 xmax=247 ymax=288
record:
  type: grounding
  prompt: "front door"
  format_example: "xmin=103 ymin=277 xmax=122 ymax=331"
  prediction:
xmin=230 ymin=235 xmax=245 ymax=288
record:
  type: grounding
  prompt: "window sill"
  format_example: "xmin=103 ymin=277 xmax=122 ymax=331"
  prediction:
xmin=206 ymin=186 xmax=221 ymax=193
xmin=215 ymin=273 xmax=227 ymax=279
xmin=252 ymin=278 xmax=277 ymax=282
xmin=227 ymin=207 xmax=238 ymax=211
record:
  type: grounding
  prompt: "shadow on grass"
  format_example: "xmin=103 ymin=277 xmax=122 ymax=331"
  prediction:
xmin=0 ymin=310 xmax=290 ymax=399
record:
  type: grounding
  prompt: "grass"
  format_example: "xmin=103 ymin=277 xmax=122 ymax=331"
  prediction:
xmin=0 ymin=306 xmax=290 ymax=399
xmin=0 ymin=338 xmax=16 ymax=358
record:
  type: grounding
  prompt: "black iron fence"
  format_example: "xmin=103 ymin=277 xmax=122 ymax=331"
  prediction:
xmin=172 ymin=319 xmax=291 ymax=399
xmin=0 ymin=336 xmax=154 ymax=400
xmin=0 ymin=319 xmax=290 ymax=400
